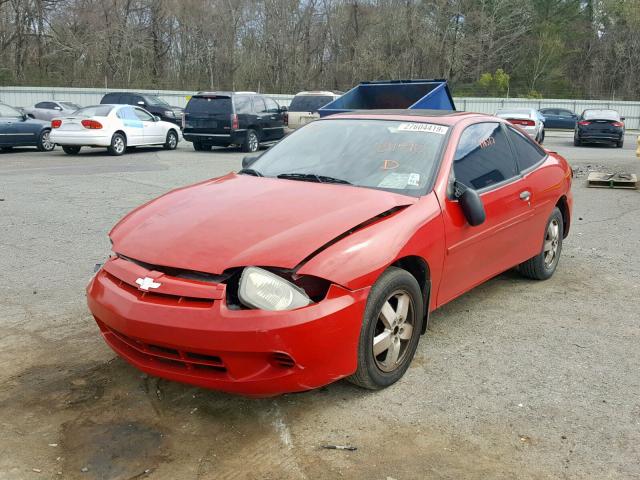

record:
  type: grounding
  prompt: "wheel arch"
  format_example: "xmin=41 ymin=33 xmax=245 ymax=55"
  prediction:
xmin=114 ymin=130 xmax=127 ymax=142
xmin=391 ymin=255 xmax=431 ymax=334
xmin=556 ymin=195 xmax=570 ymax=238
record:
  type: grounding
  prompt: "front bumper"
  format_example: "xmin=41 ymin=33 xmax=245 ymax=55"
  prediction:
xmin=87 ymin=257 xmax=369 ymax=396
xmin=50 ymin=130 xmax=111 ymax=146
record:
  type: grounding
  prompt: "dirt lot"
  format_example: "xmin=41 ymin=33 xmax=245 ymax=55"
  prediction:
xmin=1 ymin=133 xmax=639 ymax=479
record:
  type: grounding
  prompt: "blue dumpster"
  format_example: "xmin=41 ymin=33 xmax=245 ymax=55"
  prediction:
xmin=318 ymin=79 xmax=455 ymax=117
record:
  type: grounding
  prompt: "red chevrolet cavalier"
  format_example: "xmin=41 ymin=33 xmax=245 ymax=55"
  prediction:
xmin=87 ymin=111 xmax=573 ymax=396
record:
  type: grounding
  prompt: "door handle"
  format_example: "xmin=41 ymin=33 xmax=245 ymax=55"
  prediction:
xmin=519 ymin=191 xmax=531 ymax=201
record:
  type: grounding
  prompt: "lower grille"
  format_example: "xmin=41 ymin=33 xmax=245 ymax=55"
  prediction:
xmin=100 ymin=322 xmax=227 ymax=375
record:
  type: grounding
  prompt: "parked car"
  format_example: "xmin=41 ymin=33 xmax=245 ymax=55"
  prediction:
xmin=286 ymin=91 xmax=342 ymax=129
xmin=539 ymin=108 xmax=577 ymax=129
xmin=0 ymin=103 xmax=55 ymax=152
xmin=495 ymin=108 xmax=545 ymax=143
xmin=182 ymin=92 xmax=286 ymax=152
xmin=87 ymin=110 xmax=573 ymax=396
xmin=574 ymin=109 xmax=625 ymax=148
xmin=23 ymin=100 xmax=81 ymax=121
xmin=50 ymin=104 xmax=180 ymax=156
xmin=100 ymin=92 xmax=183 ymax=126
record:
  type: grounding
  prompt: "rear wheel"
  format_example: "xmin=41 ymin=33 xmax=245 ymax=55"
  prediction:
xmin=518 ymin=207 xmax=563 ymax=280
xmin=242 ymin=129 xmax=259 ymax=153
xmin=62 ymin=146 xmax=81 ymax=155
xmin=1 ymin=147 xmax=13 ymax=152
xmin=348 ymin=267 xmax=424 ymax=390
xmin=164 ymin=130 xmax=178 ymax=150
xmin=616 ymin=139 xmax=624 ymax=148
xmin=539 ymin=129 xmax=545 ymax=144
xmin=37 ymin=129 xmax=55 ymax=152
xmin=193 ymin=141 xmax=210 ymax=151
xmin=573 ymin=136 xmax=581 ymax=146
xmin=107 ymin=133 xmax=126 ymax=156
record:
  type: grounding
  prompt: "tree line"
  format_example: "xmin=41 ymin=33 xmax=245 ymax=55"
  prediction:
xmin=1 ymin=0 xmax=638 ymax=100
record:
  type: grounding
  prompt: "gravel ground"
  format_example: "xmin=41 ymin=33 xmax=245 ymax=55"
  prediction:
xmin=0 ymin=133 xmax=639 ymax=480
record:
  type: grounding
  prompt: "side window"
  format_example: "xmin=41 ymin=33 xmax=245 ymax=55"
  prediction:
xmin=133 ymin=108 xmax=154 ymax=122
xmin=235 ymin=96 xmax=252 ymax=114
xmin=105 ymin=94 xmax=121 ymax=104
xmin=252 ymin=96 xmax=267 ymax=113
xmin=453 ymin=123 xmax=518 ymax=190
xmin=132 ymin=95 xmax=144 ymax=106
xmin=506 ymin=126 xmax=546 ymax=172
xmin=117 ymin=106 xmax=138 ymax=120
xmin=35 ymin=102 xmax=48 ymax=109
xmin=44 ymin=102 xmax=58 ymax=110
xmin=264 ymin=97 xmax=279 ymax=113
xmin=558 ymin=110 xmax=573 ymax=117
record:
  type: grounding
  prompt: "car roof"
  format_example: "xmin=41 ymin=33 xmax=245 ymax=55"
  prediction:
xmin=195 ymin=91 xmax=260 ymax=97
xmin=328 ymin=109 xmax=489 ymax=125
xmin=294 ymin=91 xmax=342 ymax=96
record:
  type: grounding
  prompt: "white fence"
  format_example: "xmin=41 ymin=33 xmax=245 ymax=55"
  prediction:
xmin=1 ymin=86 xmax=639 ymax=129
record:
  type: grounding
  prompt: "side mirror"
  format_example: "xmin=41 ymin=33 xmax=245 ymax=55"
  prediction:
xmin=54 ymin=106 xmax=62 ymax=111
xmin=621 ymin=116 xmax=625 ymax=121
xmin=137 ymin=101 xmax=145 ymax=106
xmin=242 ymin=154 xmax=260 ymax=169
xmin=153 ymin=115 xmax=160 ymax=122
xmin=21 ymin=113 xmax=28 ymax=121
xmin=456 ymin=183 xmax=486 ymax=226
xmin=279 ymin=106 xmax=288 ymax=113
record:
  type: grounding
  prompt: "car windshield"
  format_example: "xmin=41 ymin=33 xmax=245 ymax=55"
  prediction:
xmin=288 ymin=95 xmax=334 ymax=112
xmin=73 ymin=105 xmax=113 ymax=117
xmin=60 ymin=102 xmax=80 ymax=110
xmin=249 ymin=119 xmax=448 ymax=196
xmin=0 ymin=104 xmax=22 ymax=118
xmin=583 ymin=110 xmax=620 ymax=121
xmin=187 ymin=96 xmax=231 ymax=114
xmin=144 ymin=95 xmax=170 ymax=107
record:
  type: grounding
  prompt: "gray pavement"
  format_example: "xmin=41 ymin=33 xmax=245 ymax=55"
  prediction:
xmin=0 ymin=133 xmax=639 ymax=479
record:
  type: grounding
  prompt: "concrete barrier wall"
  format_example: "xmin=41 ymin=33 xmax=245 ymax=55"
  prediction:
xmin=1 ymin=86 xmax=638 ymax=129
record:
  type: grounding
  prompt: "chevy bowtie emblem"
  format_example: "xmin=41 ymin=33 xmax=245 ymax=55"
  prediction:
xmin=136 ymin=277 xmax=161 ymax=291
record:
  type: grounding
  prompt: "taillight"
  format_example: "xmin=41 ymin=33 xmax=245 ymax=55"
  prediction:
xmin=578 ymin=120 xmax=591 ymax=126
xmin=611 ymin=121 xmax=624 ymax=127
xmin=81 ymin=119 xmax=103 ymax=129
xmin=231 ymin=113 xmax=239 ymax=130
xmin=284 ymin=112 xmax=288 ymax=126
xmin=508 ymin=118 xmax=535 ymax=127
xmin=51 ymin=119 xmax=62 ymax=128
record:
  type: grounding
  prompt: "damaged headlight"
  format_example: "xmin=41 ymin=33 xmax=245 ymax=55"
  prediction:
xmin=238 ymin=267 xmax=311 ymax=311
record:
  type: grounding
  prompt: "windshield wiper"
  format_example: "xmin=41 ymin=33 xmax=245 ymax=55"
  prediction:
xmin=239 ymin=168 xmax=263 ymax=177
xmin=277 ymin=173 xmax=351 ymax=185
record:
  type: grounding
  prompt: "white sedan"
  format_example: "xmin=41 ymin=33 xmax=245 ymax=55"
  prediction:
xmin=50 ymin=104 xmax=180 ymax=155
xmin=495 ymin=108 xmax=546 ymax=144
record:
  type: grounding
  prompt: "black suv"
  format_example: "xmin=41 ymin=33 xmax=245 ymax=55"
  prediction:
xmin=182 ymin=92 xmax=286 ymax=152
xmin=100 ymin=92 xmax=183 ymax=126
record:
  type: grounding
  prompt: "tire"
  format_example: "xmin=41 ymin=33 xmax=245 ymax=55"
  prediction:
xmin=518 ymin=207 xmax=563 ymax=280
xmin=348 ymin=267 xmax=424 ymax=390
xmin=36 ymin=129 xmax=55 ymax=152
xmin=539 ymin=129 xmax=545 ymax=144
xmin=193 ymin=141 xmax=210 ymax=151
xmin=242 ymin=129 xmax=259 ymax=153
xmin=164 ymin=130 xmax=178 ymax=150
xmin=1 ymin=147 xmax=13 ymax=152
xmin=616 ymin=139 xmax=624 ymax=148
xmin=574 ymin=136 xmax=581 ymax=147
xmin=107 ymin=133 xmax=126 ymax=156
xmin=62 ymin=146 xmax=81 ymax=155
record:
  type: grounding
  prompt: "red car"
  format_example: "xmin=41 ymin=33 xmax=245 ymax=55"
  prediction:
xmin=87 ymin=111 xmax=573 ymax=396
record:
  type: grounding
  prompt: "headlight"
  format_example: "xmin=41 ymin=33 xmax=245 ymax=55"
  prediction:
xmin=165 ymin=110 xmax=175 ymax=117
xmin=238 ymin=267 xmax=311 ymax=311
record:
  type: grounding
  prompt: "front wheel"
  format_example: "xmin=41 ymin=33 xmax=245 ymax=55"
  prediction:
xmin=164 ymin=130 xmax=178 ymax=150
xmin=518 ymin=207 xmax=563 ymax=280
xmin=348 ymin=267 xmax=424 ymax=390
xmin=37 ymin=129 xmax=55 ymax=152
xmin=242 ymin=129 xmax=259 ymax=153
xmin=62 ymin=146 xmax=81 ymax=155
xmin=107 ymin=133 xmax=126 ymax=156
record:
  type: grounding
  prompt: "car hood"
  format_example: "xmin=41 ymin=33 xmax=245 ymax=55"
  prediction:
xmin=110 ymin=173 xmax=416 ymax=274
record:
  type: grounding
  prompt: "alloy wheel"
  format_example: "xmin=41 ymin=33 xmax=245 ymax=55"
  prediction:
xmin=544 ymin=218 xmax=560 ymax=267
xmin=373 ymin=290 xmax=416 ymax=373
xmin=114 ymin=136 xmax=125 ymax=154
xmin=248 ymin=132 xmax=258 ymax=152
xmin=41 ymin=131 xmax=54 ymax=151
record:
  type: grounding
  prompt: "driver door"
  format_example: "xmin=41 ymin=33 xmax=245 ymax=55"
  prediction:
xmin=437 ymin=122 xmax=533 ymax=306
xmin=134 ymin=107 xmax=164 ymax=144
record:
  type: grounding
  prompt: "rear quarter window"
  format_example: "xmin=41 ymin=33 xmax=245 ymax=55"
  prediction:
xmin=186 ymin=97 xmax=232 ymax=114
xmin=289 ymin=95 xmax=334 ymax=112
xmin=506 ymin=126 xmax=546 ymax=172
xmin=101 ymin=93 xmax=120 ymax=104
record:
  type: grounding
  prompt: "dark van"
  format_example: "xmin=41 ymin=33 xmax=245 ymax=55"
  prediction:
xmin=182 ymin=92 xmax=286 ymax=152
xmin=100 ymin=92 xmax=183 ymax=126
